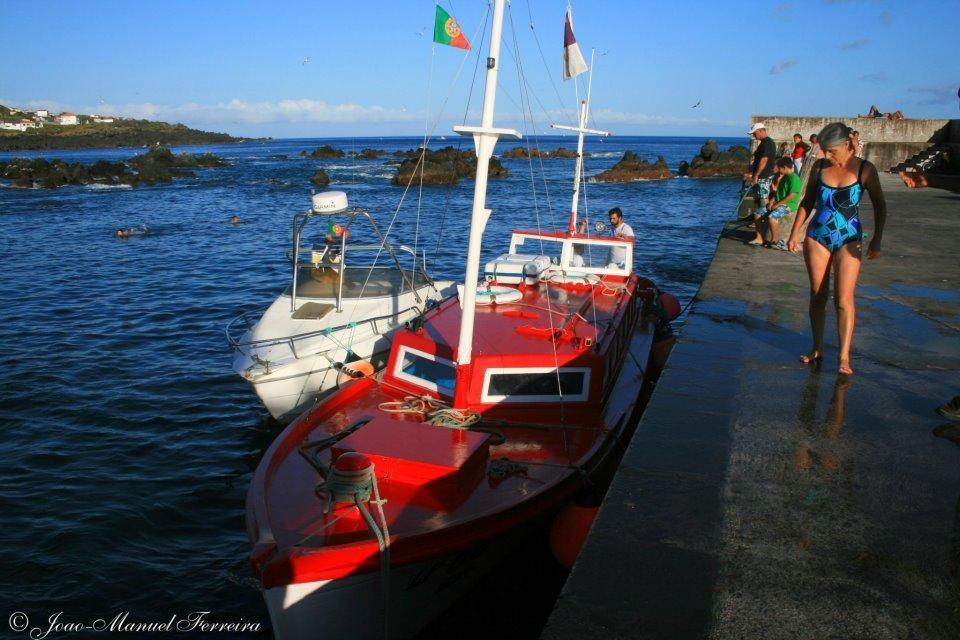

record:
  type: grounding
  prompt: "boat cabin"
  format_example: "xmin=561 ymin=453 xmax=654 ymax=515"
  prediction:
xmin=381 ymin=229 xmax=645 ymax=413
xmin=498 ymin=229 xmax=634 ymax=279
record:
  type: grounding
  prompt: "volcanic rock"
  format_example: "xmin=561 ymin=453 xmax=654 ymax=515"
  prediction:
xmin=0 ymin=147 xmax=226 ymax=188
xmin=592 ymin=151 xmax=672 ymax=182
xmin=304 ymin=145 xmax=345 ymax=159
xmin=502 ymin=146 xmax=589 ymax=159
xmin=679 ymin=140 xmax=751 ymax=177
xmin=310 ymin=169 xmax=331 ymax=187
xmin=392 ymin=146 xmax=508 ymax=186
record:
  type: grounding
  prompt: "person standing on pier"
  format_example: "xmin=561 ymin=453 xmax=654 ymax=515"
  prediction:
xmin=787 ymin=122 xmax=887 ymax=376
xmin=745 ymin=122 xmax=777 ymax=219
xmin=791 ymin=133 xmax=810 ymax=173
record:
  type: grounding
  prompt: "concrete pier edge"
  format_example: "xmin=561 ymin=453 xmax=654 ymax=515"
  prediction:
xmin=542 ymin=174 xmax=960 ymax=639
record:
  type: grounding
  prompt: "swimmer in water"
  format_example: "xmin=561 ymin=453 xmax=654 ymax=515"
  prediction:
xmin=115 ymin=225 xmax=148 ymax=239
xmin=231 ymin=215 xmax=240 ymax=224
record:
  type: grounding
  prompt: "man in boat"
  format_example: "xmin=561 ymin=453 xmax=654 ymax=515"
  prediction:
xmin=606 ymin=207 xmax=634 ymax=268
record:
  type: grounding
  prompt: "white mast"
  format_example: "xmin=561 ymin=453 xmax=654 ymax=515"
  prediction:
xmin=551 ymin=49 xmax=610 ymax=233
xmin=451 ymin=0 xmax=521 ymax=409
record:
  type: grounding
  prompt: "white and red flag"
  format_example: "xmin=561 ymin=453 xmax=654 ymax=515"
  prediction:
xmin=562 ymin=9 xmax=588 ymax=80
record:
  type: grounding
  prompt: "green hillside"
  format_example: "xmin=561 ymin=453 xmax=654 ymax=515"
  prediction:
xmin=0 ymin=106 xmax=255 ymax=150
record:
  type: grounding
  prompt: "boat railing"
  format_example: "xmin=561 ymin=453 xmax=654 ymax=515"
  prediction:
xmin=226 ymin=304 xmax=423 ymax=359
xmin=291 ymin=207 xmax=426 ymax=313
xmin=288 ymin=243 xmax=422 ymax=265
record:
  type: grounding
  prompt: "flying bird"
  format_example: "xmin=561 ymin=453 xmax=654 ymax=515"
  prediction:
xmin=691 ymin=99 xmax=701 ymax=109
xmin=415 ymin=26 xmax=427 ymax=37
xmin=301 ymin=56 xmax=311 ymax=65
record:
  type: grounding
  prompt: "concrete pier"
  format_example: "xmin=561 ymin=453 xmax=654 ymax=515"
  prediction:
xmin=543 ymin=174 xmax=960 ymax=639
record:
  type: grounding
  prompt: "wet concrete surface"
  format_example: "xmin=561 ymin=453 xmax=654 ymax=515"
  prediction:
xmin=543 ymin=175 xmax=960 ymax=639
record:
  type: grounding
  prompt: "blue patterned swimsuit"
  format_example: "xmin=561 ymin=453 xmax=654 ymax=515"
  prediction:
xmin=807 ymin=161 xmax=866 ymax=252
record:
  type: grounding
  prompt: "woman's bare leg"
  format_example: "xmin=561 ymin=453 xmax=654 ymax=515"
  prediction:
xmin=802 ymin=238 xmax=833 ymax=362
xmin=833 ymin=241 xmax=863 ymax=374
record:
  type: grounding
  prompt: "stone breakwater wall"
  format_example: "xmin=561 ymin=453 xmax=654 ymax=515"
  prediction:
xmin=749 ymin=115 xmax=959 ymax=171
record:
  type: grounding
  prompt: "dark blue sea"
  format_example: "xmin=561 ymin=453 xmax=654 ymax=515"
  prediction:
xmin=0 ymin=135 xmax=740 ymax=637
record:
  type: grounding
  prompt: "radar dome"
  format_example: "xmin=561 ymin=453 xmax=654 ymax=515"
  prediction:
xmin=311 ymin=191 xmax=348 ymax=214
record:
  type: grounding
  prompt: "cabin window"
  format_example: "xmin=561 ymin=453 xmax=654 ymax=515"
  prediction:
xmin=394 ymin=346 xmax=455 ymax=395
xmin=511 ymin=236 xmax=564 ymax=265
xmin=481 ymin=367 xmax=590 ymax=403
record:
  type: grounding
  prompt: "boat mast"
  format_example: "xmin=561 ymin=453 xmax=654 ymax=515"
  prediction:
xmin=451 ymin=0 xmax=521 ymax=409
xmin=550 ymin=49 xmax=610 ymax=233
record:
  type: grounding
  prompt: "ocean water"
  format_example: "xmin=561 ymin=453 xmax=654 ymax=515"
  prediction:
xmin=0 ymin=135 xmax=740 ymax=636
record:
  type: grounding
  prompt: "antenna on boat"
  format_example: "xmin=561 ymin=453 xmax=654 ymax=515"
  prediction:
xmin=451 ymin=0 xmax=521 ymax=409
xmin=550 ymin=49 xmax=610 ymax=234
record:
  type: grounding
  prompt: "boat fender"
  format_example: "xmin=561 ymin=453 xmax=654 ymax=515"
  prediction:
xmin=549 ymin=502 xmax=600 ymax=569
xmin=337 ymin=360 xmax=374 ymax=385
xmin=658 ymin=292 xmax=681 ymax=321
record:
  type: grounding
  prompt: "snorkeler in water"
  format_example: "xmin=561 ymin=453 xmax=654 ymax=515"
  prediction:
xmin=115 ymin=225 xmax=149 ymax=239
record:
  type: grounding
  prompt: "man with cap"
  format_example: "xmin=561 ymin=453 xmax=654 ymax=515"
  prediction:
xmin=744 ymin=122 xmax=777 ymax=230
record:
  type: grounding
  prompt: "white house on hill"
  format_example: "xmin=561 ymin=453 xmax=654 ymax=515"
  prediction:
xmin=34 ymin=109 xmax=49 ymax=118
xmin=54 ymin=112 xmax=78 ymax=125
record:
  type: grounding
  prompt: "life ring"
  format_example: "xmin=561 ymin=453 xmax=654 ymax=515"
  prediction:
xmin=458 ymin=284 xmax=522 ymax=305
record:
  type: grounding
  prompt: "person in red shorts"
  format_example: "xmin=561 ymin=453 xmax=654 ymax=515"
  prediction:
xmin=791 ymin=133 xmax=811 ymax=173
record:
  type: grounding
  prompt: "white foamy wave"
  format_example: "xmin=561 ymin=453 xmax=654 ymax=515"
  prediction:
xmin=85 ymin=183 xmax=133 ymax=190
xmin=589 ymin=151 xmax=622 ymax=158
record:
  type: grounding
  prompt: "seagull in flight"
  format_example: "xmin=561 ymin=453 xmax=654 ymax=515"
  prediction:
xmin=301 ymin=56 xmax=311 ymax=66
xmin=691 ymin=99 xmax=701 ymax=108
xmin=415 ymin=26 xmax=427 ymax=37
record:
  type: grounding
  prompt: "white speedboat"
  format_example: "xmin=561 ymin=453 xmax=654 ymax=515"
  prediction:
xmin=228 ymin=190 xmax=455 ymax=422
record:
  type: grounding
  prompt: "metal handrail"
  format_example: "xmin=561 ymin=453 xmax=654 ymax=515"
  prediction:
xmin=291 ymin=207 xmax=424 ymax=312
xmin=226 ymin=304 xmax=424 ymax=358
xmin=287 ymin=243 xmax=422 ymax=264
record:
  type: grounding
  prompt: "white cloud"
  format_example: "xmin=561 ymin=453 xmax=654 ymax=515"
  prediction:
xmin=770 ymin=59 xmax=798 ymax=75
xmin=840 ymin=38 xmax=869 ymax=50
xmin=585 ymin=109 xmax=713 ymax=127
xmin=1 ymin=97 xmax=422 ymax=126
xmin=907 ymin=85 xmax=958 ymax=105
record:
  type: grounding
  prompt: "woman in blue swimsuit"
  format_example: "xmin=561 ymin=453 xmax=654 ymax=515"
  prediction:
xmin=787 ymin=122 xmax=887 ymax=376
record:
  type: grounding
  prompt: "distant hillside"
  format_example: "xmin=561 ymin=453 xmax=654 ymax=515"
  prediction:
xmin=0 ymin=106 xmax=256 ymax=150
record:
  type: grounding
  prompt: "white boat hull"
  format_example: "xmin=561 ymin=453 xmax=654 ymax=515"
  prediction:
xmin=233 ymin=282 xmax=454 ymax=422
xmin=263 ymin=537 xmax=514 ymax=640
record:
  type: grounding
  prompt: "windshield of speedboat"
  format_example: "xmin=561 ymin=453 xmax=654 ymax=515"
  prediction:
xmin=285 ymin=264 xmax=425 ymax=299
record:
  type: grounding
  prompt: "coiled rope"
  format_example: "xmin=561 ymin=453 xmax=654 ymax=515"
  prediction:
xmin=378 ymin=394 xmax=480 ymax=429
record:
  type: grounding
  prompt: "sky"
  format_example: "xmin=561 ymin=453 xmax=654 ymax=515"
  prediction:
xmin=2 ymin=0 xmax=958 ymax=139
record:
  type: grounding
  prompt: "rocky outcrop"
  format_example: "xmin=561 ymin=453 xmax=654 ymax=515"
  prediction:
xmin=310 ymin=169 xmax=331 ymax=187
xmin=391 ymin=146 xmax=508 ymax=186
xmin=302 ymin=145 xmax=344 ymax=159
xmin=0 ymin=147 xmax=226 ymax=188
xmin=592 ymin=151 xmax=672 ymax=182
xmin=679 ymin=140 xmax=751 ymax=177
xmin=502 ymin=146 xmax=589 ymax=159
xmin=358 ymin=148 xmax=386 ymax=159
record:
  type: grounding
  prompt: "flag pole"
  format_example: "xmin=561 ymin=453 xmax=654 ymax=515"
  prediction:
xmin=552 ymin=48 xmax=609 ymax=234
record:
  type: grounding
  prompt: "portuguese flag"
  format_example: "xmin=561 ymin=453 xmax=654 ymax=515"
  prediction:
xmin=433 ymin=5 xmax=470 ymax=50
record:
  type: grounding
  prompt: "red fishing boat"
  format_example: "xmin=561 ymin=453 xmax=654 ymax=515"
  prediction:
xmin=246 ymin=3 xmax=678 ymax=637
